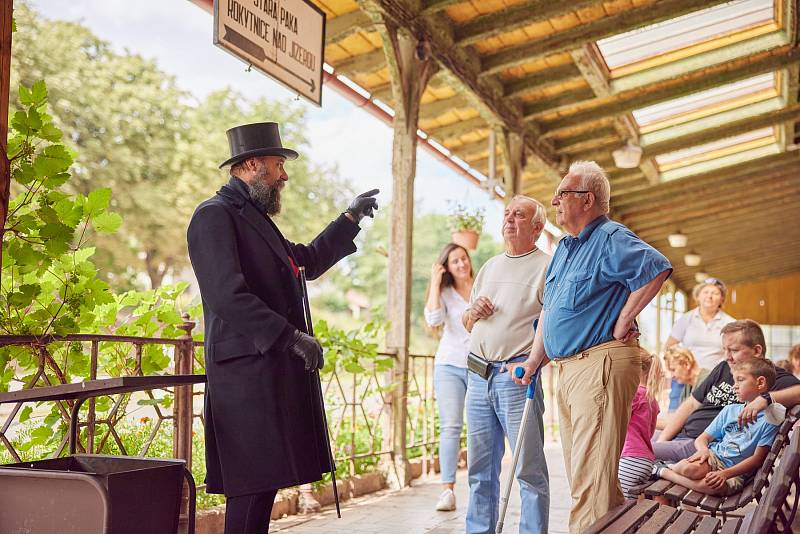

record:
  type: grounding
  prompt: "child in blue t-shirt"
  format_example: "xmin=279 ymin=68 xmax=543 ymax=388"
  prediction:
xmin=658 ymin=358 xmax=781 ymax=495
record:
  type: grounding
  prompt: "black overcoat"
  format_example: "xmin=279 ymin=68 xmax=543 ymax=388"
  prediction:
xmin=187 ymin=177 xmax=359 ymax=496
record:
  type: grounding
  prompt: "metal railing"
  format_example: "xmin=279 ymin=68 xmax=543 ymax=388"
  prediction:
xmin=0 ymin=318 xmax=559 ymax=501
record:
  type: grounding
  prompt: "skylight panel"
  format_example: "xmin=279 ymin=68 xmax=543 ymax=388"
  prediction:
xmin=655 ymin=127 xmax=775 ymax=170
xmin=633 ymin=73 xmax=777 ymax=132
xmin=597 ymin=0 xmax=774 ymax=73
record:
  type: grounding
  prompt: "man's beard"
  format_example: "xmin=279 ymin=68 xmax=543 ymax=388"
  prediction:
xmin=248 ymin=175 xmax=282 ymax=216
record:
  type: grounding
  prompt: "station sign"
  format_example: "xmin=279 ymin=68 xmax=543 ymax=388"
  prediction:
xmin=214 ymin=0 xmax=326 ymax=106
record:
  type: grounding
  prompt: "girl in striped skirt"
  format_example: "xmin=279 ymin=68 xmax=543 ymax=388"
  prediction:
xmin=618 ymin=349 xmax=665 ymax=499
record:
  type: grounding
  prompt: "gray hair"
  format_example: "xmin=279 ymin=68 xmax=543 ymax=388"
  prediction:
xmin=510 ymin=194 xmax=548 ymax=227
xmin=568 ymin=160 xmax=611 ymax=213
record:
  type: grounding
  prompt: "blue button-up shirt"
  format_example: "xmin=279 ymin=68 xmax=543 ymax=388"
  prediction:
xmin=543 ymin=215 xmax=672 ymax=358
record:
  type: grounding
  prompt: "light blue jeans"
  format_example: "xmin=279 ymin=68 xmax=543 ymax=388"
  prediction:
xmin=434 ymin=364 xmax=468 ymax=484
xmin=465 ymin=365 xmax=549 ymax=534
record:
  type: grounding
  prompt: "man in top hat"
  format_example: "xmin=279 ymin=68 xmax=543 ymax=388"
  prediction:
xmin=187 ymin=122 xmax=379 ymax=534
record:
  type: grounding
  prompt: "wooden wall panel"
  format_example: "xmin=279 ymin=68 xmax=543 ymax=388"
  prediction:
xmin=725 ymin=272 xmax=800 ymax=325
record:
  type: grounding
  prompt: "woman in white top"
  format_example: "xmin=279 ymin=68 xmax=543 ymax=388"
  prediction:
xmin=424 ymin=243 xmax=473 ymax=512
xmin=666 ymin=277 xmax=735 ymax=372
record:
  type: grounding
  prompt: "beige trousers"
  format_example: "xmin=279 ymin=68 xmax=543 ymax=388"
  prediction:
xmin=554 ymin=339 xmax=641 ymax=534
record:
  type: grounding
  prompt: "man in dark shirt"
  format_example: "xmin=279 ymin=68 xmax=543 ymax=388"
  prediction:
xmin=654 ymin=319 xmax=800 ymax=461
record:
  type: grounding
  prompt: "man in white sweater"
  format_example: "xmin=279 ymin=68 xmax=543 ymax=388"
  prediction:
xmin=461 ymin=195 xmax=551 ymax=534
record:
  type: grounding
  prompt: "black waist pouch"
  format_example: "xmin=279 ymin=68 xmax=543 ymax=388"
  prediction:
xmin=467 ymin=352 xmax=492 ymax=379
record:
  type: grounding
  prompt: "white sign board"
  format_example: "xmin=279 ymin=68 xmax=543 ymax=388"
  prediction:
xmin=214 ymin=0 xmax=326 ymax=106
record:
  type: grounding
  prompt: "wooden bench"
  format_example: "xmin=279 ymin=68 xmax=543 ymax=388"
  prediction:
xmin=588 ymin=419 xmax=800 ymax=533
xmin=630 ymin=405 xmax=800 ymax=518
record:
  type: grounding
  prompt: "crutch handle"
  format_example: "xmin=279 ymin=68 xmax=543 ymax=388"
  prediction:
xmin=514 ymin=365 xmax=539 ymax=400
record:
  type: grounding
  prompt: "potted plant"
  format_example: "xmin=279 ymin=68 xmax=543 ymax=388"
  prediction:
xmin=448 ymin=203 xmax=485 ymax=250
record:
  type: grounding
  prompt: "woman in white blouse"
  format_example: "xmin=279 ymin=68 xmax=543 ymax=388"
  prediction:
xmin=666 ymin=277 xmax=735 ymax=372
xmin=424 ymin=243 xmax=474 ymax=512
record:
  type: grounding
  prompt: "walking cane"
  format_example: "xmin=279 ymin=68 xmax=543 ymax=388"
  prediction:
xmin=496 ymin=365 xmax=541 ymax=534
xmin=298 ymin=266 xmax=342 ymax=518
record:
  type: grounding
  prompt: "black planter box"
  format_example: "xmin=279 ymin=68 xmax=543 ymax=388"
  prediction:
xmin=0 ymin=454 xmax=185 ymax=534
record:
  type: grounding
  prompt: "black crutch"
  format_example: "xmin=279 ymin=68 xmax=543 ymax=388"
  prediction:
xmin=298 ymin=266 xmax=341 ymax=518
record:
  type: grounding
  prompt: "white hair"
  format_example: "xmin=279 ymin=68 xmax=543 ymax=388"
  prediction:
xmin=510 ymin=194 xmax=548 ymax=227
xmin=568 ymin=160 xmax=611 ymax=213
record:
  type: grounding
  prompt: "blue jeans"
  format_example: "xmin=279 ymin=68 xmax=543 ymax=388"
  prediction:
xmin=465 ymin=366 xmax=549 ymax=534
xmin=434 ymin=364 xmax=468 ymax=484
xmin=668 ymin=377 xmax=683 ymax=412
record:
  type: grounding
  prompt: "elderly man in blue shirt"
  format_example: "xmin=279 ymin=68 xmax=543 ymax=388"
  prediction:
xmin=514 ymin=161 xmax=672 ymax=533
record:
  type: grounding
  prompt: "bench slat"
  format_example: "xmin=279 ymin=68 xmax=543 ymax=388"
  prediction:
xmin=682 ymin=490 xmax=706 ymax=507
xmin=692 ymin=515 xmax=721 ymax=534
xmin=719 ymin=486 xmax=749 ymax=512
xmin=645 ymin=479 xmax=674 ymax=497
xmin=664 ymin=484 xmax=689 ymax=501
xmin=636 ymin=505 xmax=680 ymax=534
xmin=602 ymin=500 xmax=660 ymax=534
xmin=736 ymin=484 xmax=755 ymax=508
xmin=701 ymin=495 xmax=723 ymax=513
xmin=663 ymin=510 xmax=700 ymax=534
xmin=583 ymin=500 xmax=638 ymax=534
xmin=719 ymin=517 xmax=742 ymax=534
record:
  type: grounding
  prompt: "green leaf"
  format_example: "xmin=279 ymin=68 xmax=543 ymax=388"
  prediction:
xmin=11 ymin=110 xmax=31 ymax=135
xmin=92 ymin=211 xmax=122 ymax=233
xmin=156 ymin=308 xmax=181 ymax=325
xmin=30 ymin=425 xmax=53 ymax=443
xmin=8 ymin=284 xmax=39 ymax=308
xmin=30 ymin=80 xmax=48 ymax=104
xmin=39 ymin=123 xmax=62 ymax=142
xmin=19 ymin=406 xmax=33 ymax=423
xmin=86 ymin=188 xmax=112 ymax=213
xmin=32 ymin=149 xmax=72 ymax=177
xmin=19 ymin=85 xmax=33 ymax=106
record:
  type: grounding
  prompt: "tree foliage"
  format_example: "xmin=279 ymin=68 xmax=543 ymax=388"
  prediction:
xmin=0 ymin=79 xmax=198 ymax=456
xmin=10 ymin=4 xmax=353 ymax=289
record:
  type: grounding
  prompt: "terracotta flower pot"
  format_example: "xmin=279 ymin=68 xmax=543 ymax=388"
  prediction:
xmin=451 ymin=229 xmax=480 ymax=250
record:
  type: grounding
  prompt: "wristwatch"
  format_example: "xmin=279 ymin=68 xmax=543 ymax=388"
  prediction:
xmin=760 ymin=392 xmax=773 ymax=405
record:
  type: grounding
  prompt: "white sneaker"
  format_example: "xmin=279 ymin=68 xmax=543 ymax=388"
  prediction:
xmin=435 ymin=488 xmax=456 ymax=511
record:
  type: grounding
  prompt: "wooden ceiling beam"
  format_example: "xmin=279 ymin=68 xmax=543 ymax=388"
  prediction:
xmin=453 ymin=137 xmax=501 ymax=160
xmin=480 ymin=0 xmax=730 ymax=76
xmin=455 ymin=0 xmax=605 ymax=47
xmin=612 ymin=152 xmax=800 ymax=208
xmin=357 ymin=0 xmax=563 ymax=181
xmin=542 ymin=45 xmax=800 ymax=134
xmin=504 ymin=63 xmax=583 ymax=99
xmin=635 ymin=196 xmax=800 ymax=240
xmin=331 ymin=48 xmax=386 ymax=76
xmin=672 ymin=264 xmax=800 ymax=289
xmin=523 ymin=87 xmax=598 ymax=119
xmin=625 ymin=184 xmax=800 ymax=230
xmin=686 ymin=255 xmax=800 ymax=279
xmin=418 ymin=94 xmax=472 ymax=121
xmin=642 ymin=103 xmax=800 ymax=157
xmin=648 ymin=218 xmax=800 ymax=248
xmin=425 ymin=116 xmax=488 ymax=143
xmin=326 ymin=10 xmax=375 ymax=44
xmin=370 ymin=71 xmax=451 ymax=102
xmin=421 ymin=0 xmax=463 ymax=14
xmin=554 ymin=127 xmax=619 ymax=152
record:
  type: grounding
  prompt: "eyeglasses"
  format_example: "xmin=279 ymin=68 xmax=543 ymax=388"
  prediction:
xmin=704 ymin=277 xmax=721 ymax=285
xmin=554 ymin=190 xmax=590 ymax=199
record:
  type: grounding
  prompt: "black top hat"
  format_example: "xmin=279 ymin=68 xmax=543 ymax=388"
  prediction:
xmin=219 ymin=122 xmax=299 ymax=168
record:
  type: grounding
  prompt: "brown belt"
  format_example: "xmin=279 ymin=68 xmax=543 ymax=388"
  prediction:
xmin=551 ymin=339 xmax=639 ymax=367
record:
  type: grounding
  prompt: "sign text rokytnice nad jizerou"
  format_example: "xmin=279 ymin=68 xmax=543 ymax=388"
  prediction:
xmin=214 ymin=0 xmax=325 ymax=106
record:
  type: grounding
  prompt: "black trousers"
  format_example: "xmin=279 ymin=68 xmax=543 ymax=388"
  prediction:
xmin=224 ymin=490 xmax=278 ymax=534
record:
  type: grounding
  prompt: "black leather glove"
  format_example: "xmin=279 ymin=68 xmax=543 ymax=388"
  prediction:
xmin=288 ymin=330 xmax=324 ymax=371
xmin=346 ymin=189 xmax=379 ymax=222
